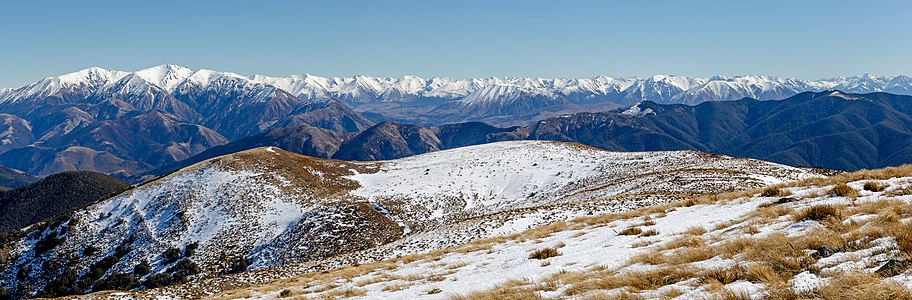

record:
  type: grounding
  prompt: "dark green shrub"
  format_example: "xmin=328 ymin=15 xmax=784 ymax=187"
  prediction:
xmin=85 ymin=256 xmax=119 ymax=281
xmin=113 ymin=244 xmax=130 ymax=258
xmin=184 ymin=242 xmax=198 ymax=257
xmin=16 ymin=266 xmax=28 ymax=280
xmin=133 ymin=260 xmax=151 ymax=276
xmin=34 ymin=234 xmax=63 ymax=254
xmin=42 ymin=259 xmax=61 ymax=272
xmin=169 ymin=259 xmax=200 ymax=276
xmin=39 ymin=268 xmax=78 ymax=297
xmin=140 ymin=273 xmax=172 ymax=289
xmin=93 ymin=272 xmax=137 ymax=291
xmin=162 ymin=247 xmax=181 ymax=263
xmin=223 ymin=256 xmax=251 ymax=274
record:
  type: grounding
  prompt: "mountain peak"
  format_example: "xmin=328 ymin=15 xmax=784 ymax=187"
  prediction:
xmin=54 ymin=67 xmax=128 ymax=88
xmin=134 ymin=64 xmax=195 ymax=91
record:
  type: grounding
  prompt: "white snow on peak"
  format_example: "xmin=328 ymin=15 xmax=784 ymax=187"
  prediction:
xmin=134 ymin=64 xmax=195 ymax=91
xmin=185 ymin=69 xmax=250 ymax=87
xmin=457 ymin=84 xmax=555 ymax=105
xmin=54 ymin=67 xmax=129 ymax=87
xmin=3 ymin=65 xmax=912 ymax=107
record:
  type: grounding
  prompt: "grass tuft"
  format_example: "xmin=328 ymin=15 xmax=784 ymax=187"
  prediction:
xmin=529 ymin=247 xmax=561 ymax=260
xmin=619 ymin=227 xmax=643 ymax=236
xmin=831 ymin=183 xmax=858 ymax=197
xmin=863 ymin=181 xmax=886 ymax=192
xmin=796 ymin=205 xmax=843 ymax=222
xmin=761 ymin=187 xmax=789 ymax=197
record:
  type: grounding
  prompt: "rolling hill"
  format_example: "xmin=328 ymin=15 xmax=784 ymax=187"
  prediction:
xmin=0 ymin=141 xmax=817 ymax=298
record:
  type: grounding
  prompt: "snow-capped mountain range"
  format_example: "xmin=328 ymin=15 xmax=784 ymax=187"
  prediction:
xmin=256 ymin=73 xmax=912 ymax=106
xmin=3 ymin=65 xmax=912 ymax=125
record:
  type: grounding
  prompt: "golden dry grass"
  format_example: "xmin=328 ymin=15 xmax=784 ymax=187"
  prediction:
xmin=864 ymin=181 xmax=886 ymax=192
xmin=619 ymin=227 xmax=643 ymax=236
xmin=831 ymin=183 xmax=858 ymax=198
xmin=817 ymin=272 xmax=912 ymax=300
xmin=793 ymin=205 xmax=844 ymax=222
xmin=529 ymin=247 xmax=561 ymax=260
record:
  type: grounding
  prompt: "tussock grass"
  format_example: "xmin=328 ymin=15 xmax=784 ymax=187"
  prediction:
xmin=818 ymin=272 xmax=912 ymax=299
xmin=640 ymin=229 xmax=659 ymax=237
xmin=864 ymin=181 xmax=886 ymax=192
xmin=529 ymin=247 xmax=561 ymax=260
xmin=561 ymin=267 xmax=697 ymax=295
xmin=798 ymin=164 xmax=912 ymax=187
xmin=831 ymin=183 xmax=858 ymax=197
xmin=619 ymin=227 xmax=643 ymax=236
xmin=794 ymin=205 xmax=844 ymax=221
xmin=448 ymin=279 xmax=544 ymax=300
xmin=761 ymin=187 xmax=790 ymax=197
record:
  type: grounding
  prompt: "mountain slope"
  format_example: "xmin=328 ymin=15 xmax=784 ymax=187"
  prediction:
xmin=137 ymin=124 xmax=345 ymax=182
xmin=0 ymin=111 xmax=228 ymax=178
xmin=331 ymin=121 xmax=526 ymax=161
xmin=0 ymin=141 xmax=818 ymax=298
xmin=0 ymin=171 xmax=129 ymax=232
xmin=526 ymin=91 xmax=912 ymax=171
xmin=332 ymin=121 xmax=441 ymax=161
xmin=0 ymin=166 xmax=36 ymax=191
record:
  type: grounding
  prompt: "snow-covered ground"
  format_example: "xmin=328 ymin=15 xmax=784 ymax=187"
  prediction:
xmin=189 ymin=171 xmax=912 ymax=300
xmin=347 ymin=141 xmax=817 ymax=231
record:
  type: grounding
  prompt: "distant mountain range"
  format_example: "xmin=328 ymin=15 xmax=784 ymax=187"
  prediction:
xmin=1 ymin=65 xmax=911 ymax=180
xmin=153 ymin=91 xmax=912 ymax=175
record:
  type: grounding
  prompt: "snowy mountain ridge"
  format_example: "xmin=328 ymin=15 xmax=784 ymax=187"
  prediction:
xmin=5 ymin=65 xmax=912 ymax=108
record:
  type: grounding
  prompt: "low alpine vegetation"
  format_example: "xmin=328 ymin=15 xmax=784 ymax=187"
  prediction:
xmin=761 ymin=187 xmax=789 ymax=197
xmin=863 ymin=181 xmax=885 ymax=192
xmin=529 ymin=247 xmax=561 ymax=260
xmin=796 ymin=205 xmax=843 ymax=221
xmin=831 ymin=183 xmax=857 ymax=197
xmin=618 ymin=227 xmax=643 ymax=236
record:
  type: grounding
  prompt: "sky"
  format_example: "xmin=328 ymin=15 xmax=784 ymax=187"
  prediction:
xmin=1 ymin=0 xmax=910 ymax=88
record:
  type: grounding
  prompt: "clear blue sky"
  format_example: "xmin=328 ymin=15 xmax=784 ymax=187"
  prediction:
xmin=1 ymin=0 xmax=910 ymax=87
